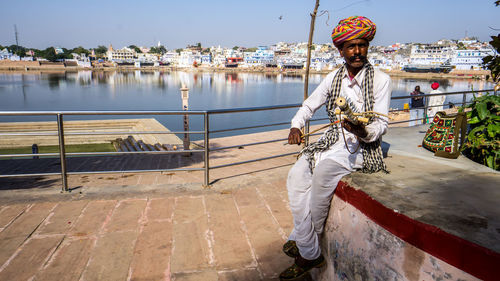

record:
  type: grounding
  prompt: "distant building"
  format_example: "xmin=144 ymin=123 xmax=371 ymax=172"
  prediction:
xmin=409 ymin=44 xmax=455 ymax=65
xmin=107 ymin=45 xmax=136 ymax=62
xmin=161 ymin=52 xmax=179 ymax=65
xmin=201 ymin=54 xmax=212 ymax=64
xmin=451 ymin=49 xmax=494 ymax=70
xmin=178 ymin=51 xmax=202 ymax=67
xmin=0 ymin=48 xmax=12 ymax=60
xmin=54 ymin=47 xmax=64 ymax=54
xmin=243 ymin=46 xmax=274 ymax=66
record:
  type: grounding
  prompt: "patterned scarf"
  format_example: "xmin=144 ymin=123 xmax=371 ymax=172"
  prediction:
xmin=300 ymin=63 xmax=388 ymax=174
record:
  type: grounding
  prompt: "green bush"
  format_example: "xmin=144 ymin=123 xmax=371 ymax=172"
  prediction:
xmin=460 ymin=93 xmax=500 ymax=170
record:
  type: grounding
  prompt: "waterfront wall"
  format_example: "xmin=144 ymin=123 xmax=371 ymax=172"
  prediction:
xmin=312 ymin=181 xmax=498 ymax=281
xmin=0 ymin=60 xmax=492 ymax=80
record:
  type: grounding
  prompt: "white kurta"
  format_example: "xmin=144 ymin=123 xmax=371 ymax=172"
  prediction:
xmin=287 ymin=67 xmax=392 ymax=259
xmin=427 ymin=89 xmax=445 ymax=119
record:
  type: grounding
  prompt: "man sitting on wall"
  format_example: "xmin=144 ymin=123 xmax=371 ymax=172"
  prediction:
xmin=280 ymin=16 xmax=392 ymax=280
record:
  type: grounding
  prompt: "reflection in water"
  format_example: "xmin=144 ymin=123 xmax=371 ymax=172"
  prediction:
xmin=0 ymin=71 xmax=495 ymax=139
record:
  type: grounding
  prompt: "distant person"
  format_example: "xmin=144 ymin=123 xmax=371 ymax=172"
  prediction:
xmin=409 ymin=85 xmax=425 ymax=126
xmin=427 ymin=82 xmax=445 ymax=120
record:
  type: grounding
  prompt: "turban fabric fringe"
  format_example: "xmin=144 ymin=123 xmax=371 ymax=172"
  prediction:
xmin=331 ymin=16 xmax=376 ymax=47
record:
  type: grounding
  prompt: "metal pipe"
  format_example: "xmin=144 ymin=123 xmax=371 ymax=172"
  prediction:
xmin=206 ymin=103 xmax=300 ymax=114
xmin=0 ymin=149 xmax=205 ymax=159
xmin=390 ymin=89 xmax=493 ymax=100
xmin=210 ymin=121 xmax=291 ymax=134
xmin=57 ymin=114 xmax=68 ymax=192
xmin=211 ymin=152 xmax=298 ymax=169
xmin=0 ymin=110 xmax=207 ymax=116
xmin=0 ymin=152 xmax=59 ymax=158
xmin=0 ymin=130 xmax=205 ymax=137
xmin=0 ymin=167 xmax=205 ymax=178
xmin=211 ymin=137 xmax=288 ymax=151
xmin=66 ymin=167 xmax=204 ymax=175
xmin=204 ymin=112 xmax=210 ymax=187
xmin=0 ymin=88 xmax=492 ymax=188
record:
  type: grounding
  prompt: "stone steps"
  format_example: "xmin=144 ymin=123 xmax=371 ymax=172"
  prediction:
xmin=0 ymin=119 xmax=184 ymax=148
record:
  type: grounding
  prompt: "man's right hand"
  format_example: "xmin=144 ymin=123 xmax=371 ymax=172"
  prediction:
xmin=288 ymin=127 xmax=303 ymax=145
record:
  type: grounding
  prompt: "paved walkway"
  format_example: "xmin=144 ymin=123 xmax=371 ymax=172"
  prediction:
xmin=0 ymin=176 xmax=294 ymax=281
xmin=0 ymin=128 xmax=301 ymax=281
xmin=0 ymin=125 xmax=498 ymax=281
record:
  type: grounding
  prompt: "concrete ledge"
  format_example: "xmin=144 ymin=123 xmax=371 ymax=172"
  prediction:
xmin=314 ymin=181 xmax=499 ymax=281
xmin=314 ymin=126 xmax=499 ymax=281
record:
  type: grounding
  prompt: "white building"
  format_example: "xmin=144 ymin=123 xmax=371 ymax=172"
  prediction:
xmin=243 ymin=46 xmax=274 ymax=67
xmin=161 ymin=52 xmax=179 ymax=65
xmin=213 ymin=54 xmax=226 ymax=66
xmin=409 ymin=44 xmax=455 ymax=65
xmin=0 ymin=48 xmax=12 ymax=60
xmin=178 ymin=51 xmax=202 ymax=67
xmin=107 ymin=45 xmax=136 ymax=62
xmin=451 ymin=49 xmax=494 ymax=70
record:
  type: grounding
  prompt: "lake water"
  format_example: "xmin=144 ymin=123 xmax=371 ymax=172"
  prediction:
xmin=0 ymin=71 xmax=495 ymax=140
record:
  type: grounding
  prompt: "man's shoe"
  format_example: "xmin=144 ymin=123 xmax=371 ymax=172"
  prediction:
xmin=279 ymin=255 xmax=325 ymax=280
xmin=282 ymin=240 xmax=300 ymax=258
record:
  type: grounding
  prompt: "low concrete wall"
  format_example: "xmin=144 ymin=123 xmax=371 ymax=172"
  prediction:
xmin=312 ymin=181 xmax=498 ymax=281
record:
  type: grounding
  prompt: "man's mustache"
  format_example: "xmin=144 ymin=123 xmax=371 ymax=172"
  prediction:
xmin=348 ymin=55 xmax=367 ymax=61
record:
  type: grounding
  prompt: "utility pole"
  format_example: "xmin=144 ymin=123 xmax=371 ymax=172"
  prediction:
xmin=303 ymin=0 xmax=320 ymax=145
xmin=14 ymin=25 xmax=19 ymax=56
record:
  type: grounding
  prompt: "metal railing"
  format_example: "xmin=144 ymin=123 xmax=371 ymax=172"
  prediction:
xmin=390 ymin=89 xmax=496 ymax=125
xmin=0 ymin=88 xmax=496 ymax=191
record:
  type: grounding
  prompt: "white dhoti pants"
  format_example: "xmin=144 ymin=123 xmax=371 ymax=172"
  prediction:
xmin=286 ymin=155 xmax=353 ymax=260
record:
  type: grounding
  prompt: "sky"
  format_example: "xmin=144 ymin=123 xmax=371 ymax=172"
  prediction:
xmin=1 ymin=0 xmax=499 ymax=50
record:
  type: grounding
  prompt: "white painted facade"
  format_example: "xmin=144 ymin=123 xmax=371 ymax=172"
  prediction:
xmin=451 ymin=49 xmax=494 ymax=70
xmin=409 ymin=44 xmax=455 ymax=65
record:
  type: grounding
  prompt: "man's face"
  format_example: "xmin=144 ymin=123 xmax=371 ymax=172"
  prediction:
xmin=338 ymin=39 xmax=369 ymax=70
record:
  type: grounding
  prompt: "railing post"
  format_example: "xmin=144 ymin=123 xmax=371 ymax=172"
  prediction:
xmin=57 ymin=114 xmax=68 ymax=192
xmin=304 ymin=120 xmax=310 ymax=146
xmin=423 ymin=95 xmax=428 ymax=124
xmin=203 ymin=112 xmax=210 ymax=188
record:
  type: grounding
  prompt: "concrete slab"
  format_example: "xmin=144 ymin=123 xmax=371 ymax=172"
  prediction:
xmin=0 ymin=125 xmax=497 ymax=280
xmin=350 ymin=126 xmax=500 ymax=252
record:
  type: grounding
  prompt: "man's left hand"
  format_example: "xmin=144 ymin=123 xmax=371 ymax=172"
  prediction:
xmin=341 ymin=119 xmax=368 ymax=139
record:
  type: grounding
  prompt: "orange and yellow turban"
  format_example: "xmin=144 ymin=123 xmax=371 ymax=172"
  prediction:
xmin=331 ymin=16 xmax=376 ymax=47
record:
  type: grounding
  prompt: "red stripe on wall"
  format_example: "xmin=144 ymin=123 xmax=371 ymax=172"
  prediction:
xmin=335 ymin=181 xmax=500 ymax=281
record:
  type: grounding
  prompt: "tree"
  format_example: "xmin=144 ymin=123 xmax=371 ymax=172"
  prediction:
xmin=94 ymin=45 xmax=108 ymax=55
xmin=232 ymin=46 xmax=239 ymax=50
xmin=175 ymin=48 xmax=183 ymax=54
xmin=39 ymin=47 xmax=57 ymax=62
xmin=460 ymin=94 xmax=500 ymax=170
xmin=150 ymin=45 xmax=167 ymax=54
xmin=71 ymin=46 xmax=90 ymax=56
xmin=483 ymin=34 xmax=500 ymax=83
xmin=8 ymin=44 xmax=26 ymax=57
xmin=128 ymin=45 xmax=142 ymax=53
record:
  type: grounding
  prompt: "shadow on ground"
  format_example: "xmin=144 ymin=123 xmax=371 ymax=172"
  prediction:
xmin=0 ymin=176 xmax=60 ymax=190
